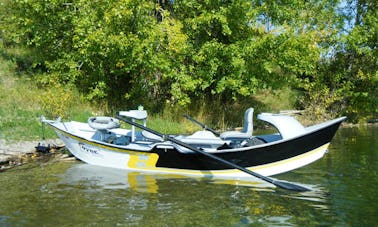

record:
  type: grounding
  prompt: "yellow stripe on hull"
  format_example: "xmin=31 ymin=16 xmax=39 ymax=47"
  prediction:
xmin=124 ymin=143 xmax=329 ymax=178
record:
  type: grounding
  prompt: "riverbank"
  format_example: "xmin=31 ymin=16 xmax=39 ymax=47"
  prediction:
xmin=0 ymin=138 xmax=73 ymax=171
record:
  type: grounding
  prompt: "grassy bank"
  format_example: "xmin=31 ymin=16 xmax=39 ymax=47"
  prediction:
xmin=1 ymin=46 xmax=304 ymax=142
xmin=0 ymin=49 xmax=91 ymax=141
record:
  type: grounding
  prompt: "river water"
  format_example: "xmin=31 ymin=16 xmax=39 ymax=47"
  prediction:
xmin=0 ymin=126 xmax=377 ymax=226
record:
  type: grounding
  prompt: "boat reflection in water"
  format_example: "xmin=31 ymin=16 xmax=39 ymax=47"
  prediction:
xmin=61 ymin=163 xmax=160 ymax=193
xmin=60 ymin=163 xmax=276 ymax=193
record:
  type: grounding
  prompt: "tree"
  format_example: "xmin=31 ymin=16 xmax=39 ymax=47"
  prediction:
xmin=167 ymin=0 xmax=335 ymax=106
xmin=304 ymin=0 xmax=377 ymax=122
xmin=340 ymin=0 xmax=377 ymax=121
xmin=1 ymin=0 xmax=375 ymax=121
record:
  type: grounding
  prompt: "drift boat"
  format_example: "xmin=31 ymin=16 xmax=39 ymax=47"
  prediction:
xmin=42 ymin=108 xmax=345 ymax=188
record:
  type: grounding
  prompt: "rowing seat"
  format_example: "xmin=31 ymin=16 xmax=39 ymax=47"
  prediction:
xmin=177 ymin=131 xmax=227 ymax=149
xmin=118 ymin=109 xmax=164 ymax=142
xmin=220 ymin=108 xmax=254 ymax=140
xmin=119 ymin=110 xmax=148 ymax=142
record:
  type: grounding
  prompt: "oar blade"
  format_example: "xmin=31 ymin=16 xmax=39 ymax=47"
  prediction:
xmin=273 ymin=180 xmax=310 ymax=192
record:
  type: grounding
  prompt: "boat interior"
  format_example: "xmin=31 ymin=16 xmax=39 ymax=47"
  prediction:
xmin=51 ymin=107 xmax=329 ymax=152
xmin=43 ymin=107 xmax=345 ymax=153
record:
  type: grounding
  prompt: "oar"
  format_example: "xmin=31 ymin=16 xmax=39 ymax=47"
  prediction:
xmin=116 ymin=114 xmax=310 ymax=192
xmin=183 ymin=114 xmax=220 ymax=136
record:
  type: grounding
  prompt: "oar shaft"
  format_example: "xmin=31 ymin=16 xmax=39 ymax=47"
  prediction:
xmin=183 ymin=114 xmax=220 ymax=136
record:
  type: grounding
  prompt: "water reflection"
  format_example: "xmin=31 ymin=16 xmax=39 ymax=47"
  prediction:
xmin=283 ymin=186 xmax=329 ymax=205
xmin=60 ymin=163 xmax=276 ymax=194
xmin=59 ymin=162 xmax=333 ymax=224
xmin=61 ymin=164 xmax=159 ymax=193
xmin=0 ymin=161 xmax=344 ymax=226
xmin=1 ymin=126 xmax=376 ymax=225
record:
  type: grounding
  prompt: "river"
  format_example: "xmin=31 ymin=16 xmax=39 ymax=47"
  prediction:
xmin=0 ymin=126 xmax=377 ymax=226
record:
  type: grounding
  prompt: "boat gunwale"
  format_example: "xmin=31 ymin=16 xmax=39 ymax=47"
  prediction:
xmin=45 ymin=116 xmax=346 ymax=155
xmin=206 ymin=116 xmax=347 ymax=153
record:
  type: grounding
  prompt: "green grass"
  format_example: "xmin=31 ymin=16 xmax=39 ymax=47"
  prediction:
xmin=147 ymin=115 xmax=199 ymax=135
xmin=0 ymin=48 xmax=94 ymax=141
xmin=0 ymin=52 xmax=37 ymax=140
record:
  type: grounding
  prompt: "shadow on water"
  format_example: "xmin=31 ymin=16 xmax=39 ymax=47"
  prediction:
xmin=0 ymin=126 xmax=377 ymax=226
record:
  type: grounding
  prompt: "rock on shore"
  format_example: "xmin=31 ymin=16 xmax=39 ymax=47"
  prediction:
xmin=0 ymin=139 xmax=64 ymax=163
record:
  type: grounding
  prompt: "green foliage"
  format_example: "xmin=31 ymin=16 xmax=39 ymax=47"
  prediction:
xmin=341 ymin=0 xmax=377 ymax=122
xmin=0 ymin=0 xmax=376 ymax=122
xmin=299 ymin=0 xmax=377 ymax=122
xmin=37 ymin=82 xmax=75 ymax=119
